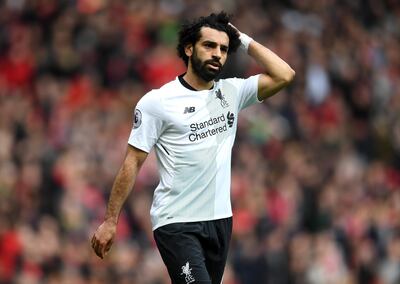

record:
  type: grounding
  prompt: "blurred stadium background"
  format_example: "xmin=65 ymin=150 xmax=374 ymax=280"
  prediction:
xmin=0 ymin=0 xmax=399 ymax=283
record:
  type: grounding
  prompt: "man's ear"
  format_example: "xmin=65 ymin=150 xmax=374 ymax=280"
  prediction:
xmin=184 ymin=44 xmax=193 ymax=57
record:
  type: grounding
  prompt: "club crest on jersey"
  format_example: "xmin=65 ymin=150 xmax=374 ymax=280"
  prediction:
xmin=133 ymin=109 xmax=142 ymax=128
xmin=215 ymin=88 xmax=229 ymax=108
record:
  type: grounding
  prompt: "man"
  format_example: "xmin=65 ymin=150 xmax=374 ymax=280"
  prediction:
xmin=91 ymin=12 xmax=295 ymax=284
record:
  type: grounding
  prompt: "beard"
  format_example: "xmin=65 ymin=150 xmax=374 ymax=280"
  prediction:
xmin=190 ymin=49 xmax=223 ymax=82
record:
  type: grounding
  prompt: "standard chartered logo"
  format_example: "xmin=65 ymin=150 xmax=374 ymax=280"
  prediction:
xmin=226 ymin=111 xmax=234 ymax=127
xmin=188 ymin=112 xmax=235 ymax=142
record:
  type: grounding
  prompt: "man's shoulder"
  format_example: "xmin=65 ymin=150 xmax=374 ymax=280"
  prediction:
xmin=141 ymin=78 xmax=171 ymax=95
xmin=218 ymin=76 xmax=245 ymax=85
xmin=218 ymin=75 xmax=259 ymax=89
xmin=143 ymin=78 xmax=181 ymax=99
xmin=217 ymin=77 xmax=245 ymax=91
xmin=137 ymin=78 xmax=181 ymax=111
xmin=156 ymin=78 xmax=181 ymax=93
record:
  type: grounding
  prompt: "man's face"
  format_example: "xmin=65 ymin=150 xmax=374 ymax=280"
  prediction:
xmin=187 ymin=27 xmax=229 ymax=82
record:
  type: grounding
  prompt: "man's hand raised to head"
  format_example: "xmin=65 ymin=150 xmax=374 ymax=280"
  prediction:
xmin=229 ymin=22 xmax=295 ymax=100
xmin=228 ymin=22 xmax=253 ymax=52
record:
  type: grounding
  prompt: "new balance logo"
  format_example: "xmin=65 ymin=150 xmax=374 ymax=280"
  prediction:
xmin=227 ymin=111 xmax=235 ymax=128
xmin=184 ymin=106 xmax=196 ymax=114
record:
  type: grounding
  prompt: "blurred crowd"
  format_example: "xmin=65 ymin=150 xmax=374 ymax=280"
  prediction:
xmin=0 ymin=0 xmax=400 ymax=283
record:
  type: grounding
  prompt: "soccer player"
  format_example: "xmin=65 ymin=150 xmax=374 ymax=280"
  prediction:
xmin=91 ymin=11 xmax=295 ymax=284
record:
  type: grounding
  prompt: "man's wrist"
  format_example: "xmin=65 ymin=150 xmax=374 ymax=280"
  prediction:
xmin=104 ymin=215 xmax=118 ymax=225
xmin=239 ymin=32 xmax=253 ymax=52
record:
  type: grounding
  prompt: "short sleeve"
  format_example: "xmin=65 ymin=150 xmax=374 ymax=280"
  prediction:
xmin=236 ymin=74 xmax=261 ymax=111
xmin=128 ymin=92 xmax=164 ymax=153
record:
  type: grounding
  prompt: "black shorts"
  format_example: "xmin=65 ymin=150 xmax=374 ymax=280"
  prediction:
xmin=153 ymin=217 xmax=232 ymax=284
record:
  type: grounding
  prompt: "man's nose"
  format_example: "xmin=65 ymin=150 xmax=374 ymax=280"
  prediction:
xmin=212 ymin=48 xmax=221 ymax=59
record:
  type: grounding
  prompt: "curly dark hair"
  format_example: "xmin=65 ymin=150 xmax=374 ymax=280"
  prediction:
xmin=177 ymin=12 xmax=241 ymax=66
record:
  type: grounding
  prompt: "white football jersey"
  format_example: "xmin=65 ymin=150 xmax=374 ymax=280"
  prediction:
xmin=128 ymin=74 xmax=261 ymax=230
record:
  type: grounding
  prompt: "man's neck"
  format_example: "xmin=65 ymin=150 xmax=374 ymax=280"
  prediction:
xmin=183 ymin=69 xmax=214 ymax=91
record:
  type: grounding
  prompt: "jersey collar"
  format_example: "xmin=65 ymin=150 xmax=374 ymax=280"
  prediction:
xmin=178 ymin=74 xmax=215 ymax=91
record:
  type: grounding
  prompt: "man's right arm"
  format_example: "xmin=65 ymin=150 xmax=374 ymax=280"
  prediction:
xmin=91 ymin=144 xmax=148 ymax=259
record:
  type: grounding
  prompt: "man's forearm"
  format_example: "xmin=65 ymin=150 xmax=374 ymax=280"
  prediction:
xmin=248 ymin=40 xmax=295 ymax=83
xmin=104 ymin=161 xmax=138 ymax=224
